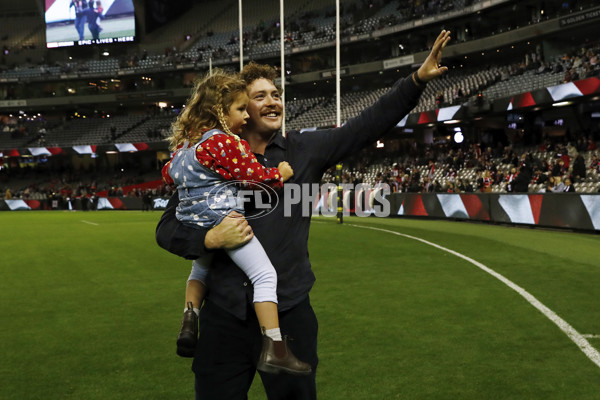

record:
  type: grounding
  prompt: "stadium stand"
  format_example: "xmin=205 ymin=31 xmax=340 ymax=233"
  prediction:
xmin=1 ymin=0 xmax=599 ymax=204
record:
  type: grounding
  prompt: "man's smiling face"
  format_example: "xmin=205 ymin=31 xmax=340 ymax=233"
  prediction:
xmin=244 ymin=78 xmax=283 ymax=136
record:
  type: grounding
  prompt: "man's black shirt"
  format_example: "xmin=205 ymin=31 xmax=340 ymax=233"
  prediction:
xmin=156 ymin=74 xmax=423 ymax=319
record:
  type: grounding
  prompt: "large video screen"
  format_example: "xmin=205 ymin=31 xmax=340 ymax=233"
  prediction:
xmin=45 ymin=0 xmax=135 ymax=48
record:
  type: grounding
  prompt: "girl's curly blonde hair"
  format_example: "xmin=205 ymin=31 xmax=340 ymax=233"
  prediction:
xmin=168 ymin=69 xmax=247 ymax=151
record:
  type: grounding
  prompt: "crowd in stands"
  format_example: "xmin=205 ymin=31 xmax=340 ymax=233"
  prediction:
xmin=2 ymin=46 xmax=600 ymax=200
xmin=184 ymin=0 xmax=594 ymax=63
xmin=2 ymin=130 xmax=599 ymax=209
xmin=431 ymin=41 xmax=600 ymax=109
xmin=529 ymin=44 xmax=600 ymax=84
xmin=0 ymin=167 xmax=171 ymax=210
xmin=0 ymin=109 xmax=174 ymax=150
xmin=1 ymin=1 xmax=600 ymax=204
xmin=3 ymin=41 xmax=598 ymax=140
xmin=0 ymin=116 xmax=61 ymax=144
xmin=1 ymin=0 xmax=597 ymax=83
xmin=323 ymin=135 xmax=600 ymax=194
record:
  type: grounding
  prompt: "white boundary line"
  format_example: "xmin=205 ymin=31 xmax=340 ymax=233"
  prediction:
xmin=80 ymin=220 xmax=99 ymax=226
xmin=346 ymin=223 xmax=600 ymax=369
xmin=583 ymin=334 xmax=600 ymax=339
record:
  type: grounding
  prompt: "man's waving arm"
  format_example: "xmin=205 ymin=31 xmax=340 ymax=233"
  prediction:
xmin=301 ymin=30 xmax=451 ymax=171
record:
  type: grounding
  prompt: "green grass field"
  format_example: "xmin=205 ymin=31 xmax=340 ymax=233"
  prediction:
xmin=1 ymin=211 xmax=599 ymax=399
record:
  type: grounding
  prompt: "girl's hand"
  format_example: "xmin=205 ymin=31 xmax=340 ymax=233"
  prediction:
xmin=278 ymin=161 xmax=294 ymax=182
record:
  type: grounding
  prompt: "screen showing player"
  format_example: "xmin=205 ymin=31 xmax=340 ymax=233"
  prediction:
xmin=45 ymin=0 xmax=135 ymax=48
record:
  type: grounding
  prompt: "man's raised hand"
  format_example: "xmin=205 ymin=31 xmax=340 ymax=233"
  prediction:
xmin=416 ymin=30 xmax=451 ymax=83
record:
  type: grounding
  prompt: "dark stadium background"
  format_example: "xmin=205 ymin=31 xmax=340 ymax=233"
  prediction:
xmin=1 ymin=2 xmax=600 ymax=400
xmin=0 ymin=0 xmax=599 ymax=230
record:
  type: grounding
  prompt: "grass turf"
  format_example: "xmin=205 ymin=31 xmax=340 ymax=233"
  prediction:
xmin=1 ymin=211 xmax=599 ymax=399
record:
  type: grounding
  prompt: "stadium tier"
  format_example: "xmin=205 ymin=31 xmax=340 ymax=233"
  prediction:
xmin=1 ymin=0 xmax=599 ymax=201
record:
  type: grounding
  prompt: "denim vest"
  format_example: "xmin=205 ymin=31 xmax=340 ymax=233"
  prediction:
xmin=169 ymin=129 xmax=244 ymax=228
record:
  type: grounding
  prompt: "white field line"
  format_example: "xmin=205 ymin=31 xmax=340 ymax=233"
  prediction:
xmin=80 ymin=220 xmax=99 ymax=226
xmin=347 ymin=223 xmax=600 ymax=369
xmin=583 ymin=334 xmax=600 ymax=339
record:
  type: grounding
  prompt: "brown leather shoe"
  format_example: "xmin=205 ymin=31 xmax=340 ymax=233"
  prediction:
xmin=257 ymin=329 xmax=312 ymax=376
xmin=176 ymin=302 xmax=198 ymax=358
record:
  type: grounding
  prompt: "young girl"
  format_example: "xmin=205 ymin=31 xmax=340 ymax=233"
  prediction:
xmin=162 ymin=70 xmax=311 ymax=376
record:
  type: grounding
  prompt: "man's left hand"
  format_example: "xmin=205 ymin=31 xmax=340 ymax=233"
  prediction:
xmin=417 ymin=30 xmax=451 ymax=83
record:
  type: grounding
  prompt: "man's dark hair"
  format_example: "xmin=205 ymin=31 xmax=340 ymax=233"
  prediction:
xmin=239 ymin=62 xmax=283 ymax=93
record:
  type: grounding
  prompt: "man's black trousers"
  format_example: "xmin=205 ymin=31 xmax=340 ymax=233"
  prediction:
xmin=193 ymin=296 xmax=318 ymax=400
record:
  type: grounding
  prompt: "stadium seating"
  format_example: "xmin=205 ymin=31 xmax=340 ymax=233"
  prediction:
xmin=1 ymin=0 xmax=599 ymax=200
